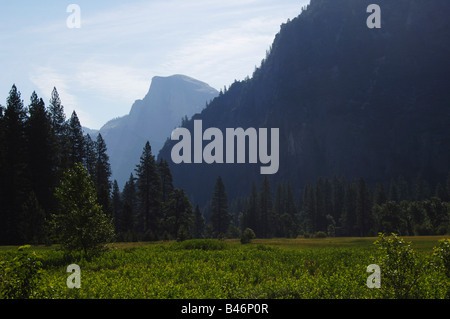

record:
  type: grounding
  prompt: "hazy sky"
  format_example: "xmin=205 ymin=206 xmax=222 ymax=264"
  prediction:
xmin=0 ymin=0 xmax=309 ymax=129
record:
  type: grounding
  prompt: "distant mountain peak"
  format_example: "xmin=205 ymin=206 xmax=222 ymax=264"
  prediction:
xmin=98 ymin=74 xmax=218 ymax=187
xmin=141 ymin=74 xmax=218 ymax=102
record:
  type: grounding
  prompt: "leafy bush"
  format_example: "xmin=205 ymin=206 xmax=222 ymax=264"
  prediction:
xmin=433 ymin=239 xmax=450 ymax=277
xmin=0 ymin=245 xmax=42 ymax=299
xmin=374 ymin=233 xmax=423 ymax=298
xmin=241 ymin=228 xmax=256 ymax=244
xmin=313 ymin=231 xmax=327 ymax=238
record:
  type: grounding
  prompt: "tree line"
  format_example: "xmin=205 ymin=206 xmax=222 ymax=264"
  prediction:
xmin=0 ymin=85 xmax=208 ymax=245
xmin=1 ymin=84 xmax=449 ymax=246
xmin=0 ymin=85 xmax=112 ymax=245
xmin=229 ymin=174 xmax=450 ymax=238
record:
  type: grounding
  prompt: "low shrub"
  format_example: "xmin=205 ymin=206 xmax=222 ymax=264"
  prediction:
xmin=313 ymin=231 xmax=327 ymax=238
xmin=174 ymin=239 xmax=228 ymax=251
xmin=0 ymin=245 xmax=42 ymax=299
xmin=241 ymin=228 xmax=256 ymax=244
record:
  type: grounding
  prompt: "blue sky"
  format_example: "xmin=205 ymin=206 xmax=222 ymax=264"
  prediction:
xmin=0 ymin=0 xmax=309 ymax=129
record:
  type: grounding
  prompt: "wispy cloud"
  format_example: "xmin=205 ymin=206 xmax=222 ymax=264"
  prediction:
xmin=75 ymin=61 xmax=150 ymax=103
xmin=29 ymin=66 xmax=98 ymax=128
xmin=29 ymin=66 xmax=77 ymax=111
xmin=1 ymin=0 xmax=308 ymax=128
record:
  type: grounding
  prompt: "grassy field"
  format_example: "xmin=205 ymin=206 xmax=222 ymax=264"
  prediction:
xmin=0 ymin=236 xmax=449 ymax=299
xmin=250 ymin=236 xmax=447 ymax=251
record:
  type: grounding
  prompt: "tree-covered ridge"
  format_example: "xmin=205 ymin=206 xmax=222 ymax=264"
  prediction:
xmin=158 ymin=0 xmax=450 ymax=212
xmin=239 ymin=174 xmax=450 ymax=238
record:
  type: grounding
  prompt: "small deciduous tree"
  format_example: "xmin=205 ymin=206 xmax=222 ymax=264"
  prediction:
xmin=50 ymin=163 xmax=115 ymax=255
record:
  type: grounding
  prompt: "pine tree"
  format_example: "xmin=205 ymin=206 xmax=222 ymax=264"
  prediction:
xmin=277 ymin=181 xmax=298 ymax=238
xmin=158 ymin=159 xmax=174 ymax=203
xmin=164 ymin=188 xmax=193 ymax=240
xmin=447 ymin=172 xmax=450 ymax=201
xmin=413 ymin=173 xmax=430 ymax=201
xmin=111 ymin=180 xmax=122 ymax=233
xmin=314 ymin=177 xmax=327 ymax=232
xmin=301 ymin=184 xmax=315 ymax=235
xmin=374 ymin=183 xmax=388 ymax=206
xmin=434 ymin=183 xmax=448 ymax=201
xmin=242 ymin=182 xmax=259 ymax=236
xmin=259 ymin=176 xmax=273 ymax=238
xmin=396 ymin=175 xmax=410 ymax=202
xmin=284 ymin=181 xmax=298 ymax=237
xmin=84 ymin=134 xmax=97 ymax=179
xmin=356 ymin=177 xmax=372 ymax=236
xmin=273 ymin=182 xmax=284 ymax=237
xmin=193 ymin=204 xmax=205 ymax=239
xmin=389 ymin=179 xmax=399 ymax=202
xmin=48 ymin=87 xmax=69 ymax=176
xmin=18 ymin=191 xmax=46 ymax=244
xmin=341 ymin=181 xmax=357 ymax=236
xmin=0 ymin=105 xmax=5 ymax=242
xmin=49 ymin=87 xmax=66 ymax=136
xmin=1 ymin=85 xmax=29 ymax=244
xmin=121 ymin=174 xmax=137 ymax=236
xmin=135 ymin=141 xmax=162 ymax=239
xmin=68 ymin=111 xmax=85 ymax=167
xmin=25 ymin=92 xmax=54 ymax=214
xmin=331 ymin=175 xmax=345 ymax=225
xmin=209 ymin=176 xmax=230 ymax=237
xmin=95 ymin=134 xmax=112 ymax=216
xmin=322 ymin=177 xmax=333 ymax=229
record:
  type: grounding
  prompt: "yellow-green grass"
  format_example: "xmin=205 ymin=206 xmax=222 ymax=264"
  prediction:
xmin=247 ymin=235 xmax=449 ymax=252
xmin=1 ymin=236 xmax=448 ymax=299
xmin=1 ymin=235 xmax=447 ymax=252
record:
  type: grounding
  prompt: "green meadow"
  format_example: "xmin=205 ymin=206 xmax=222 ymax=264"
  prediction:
xmin=1 ymin=236 xmax=449 ymax=299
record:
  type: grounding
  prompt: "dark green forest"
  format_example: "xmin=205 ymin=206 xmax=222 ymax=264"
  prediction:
xmin=0 ymin=85 xmax=448 ymax=246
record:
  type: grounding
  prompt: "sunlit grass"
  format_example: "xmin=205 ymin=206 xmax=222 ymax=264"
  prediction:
xmin=1 ymin=236 xmax=448 ymax=299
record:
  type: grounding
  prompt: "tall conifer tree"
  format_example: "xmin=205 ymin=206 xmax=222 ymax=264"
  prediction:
xmin=1 ymin=85 xmax=29 ymax=244
xmin=135 ymin=141 xmax=162 ymax=238
xmin=122 ymin=173 xmax=137 ymax=235
xmin=243 ymin=182 xmax=259 ymax=236
xmin=26 ymin=92 xmax=54 ymax=213
xmin=95 ymin=133 xmax=112 ymax=216
xmin=48 ymin=87 xmax=69 ymax=176
xmin=209 ymin=176 xmax=230 ymax=237
xmin=0 ymin=104 xmax=5 ymax=241
xmin=193 ymin=204 xmax=205 ymax=239
xmin=68 ymin=111 xmax=85 ymax=167
xmin=111 ymin=180 xmax=122 ymax=233
xmin=158 ymin=159 xmax=174 ymax=203
xmin=259 ymin=176 xmax=273 ymax=238
xmin=84 ymin=134 xmax=97 ymax=179
xmin=356 ymin=177 xmax=372 ymax=236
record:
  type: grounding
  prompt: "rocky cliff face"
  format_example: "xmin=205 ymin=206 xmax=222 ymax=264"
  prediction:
xmin=158 ymin=0 xmax=450 ymax=207
xmin=99 ymin=75 xmax=218 ymax=187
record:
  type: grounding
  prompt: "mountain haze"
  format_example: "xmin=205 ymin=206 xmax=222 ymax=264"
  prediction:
xmin=158 ymin=0 xmax=450 ymax=208
xmin=98 ymin=75 xmax=218 ymax=187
